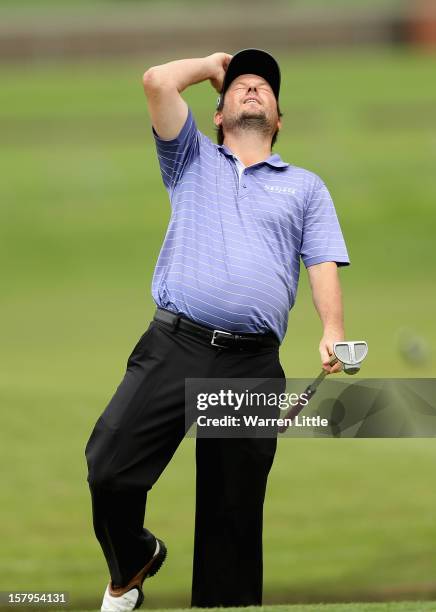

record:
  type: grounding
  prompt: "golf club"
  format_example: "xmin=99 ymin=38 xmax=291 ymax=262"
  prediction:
xmin=277 ymin=341 xmax=368 ymax=433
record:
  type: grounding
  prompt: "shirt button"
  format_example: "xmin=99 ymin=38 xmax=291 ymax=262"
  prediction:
xmin=242 ymin=184 xmax=247 ymax=188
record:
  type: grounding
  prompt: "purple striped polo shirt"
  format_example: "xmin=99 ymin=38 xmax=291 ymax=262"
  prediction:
xmin=151 ymin=107 xmax=350 ymax=343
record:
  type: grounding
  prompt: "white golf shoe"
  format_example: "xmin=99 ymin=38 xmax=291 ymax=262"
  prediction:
xmin=101 ymin=586 xmax=141 ymax=612
xmin=100 ymin=538 xmax=167 ymax=611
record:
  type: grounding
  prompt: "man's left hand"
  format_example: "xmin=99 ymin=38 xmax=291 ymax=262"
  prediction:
xmin=319 ymin=333 xmax=344 ymax=374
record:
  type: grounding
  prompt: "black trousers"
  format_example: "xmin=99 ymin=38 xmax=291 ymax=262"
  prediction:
xmin=85 ymin=314 xmax=285 ymax=607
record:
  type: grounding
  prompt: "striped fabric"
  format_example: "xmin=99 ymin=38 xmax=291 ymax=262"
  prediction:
xmin=150 ymin=107 xmax=350 ymax=343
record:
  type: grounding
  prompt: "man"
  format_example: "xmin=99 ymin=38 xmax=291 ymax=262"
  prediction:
xmin=85 ymin=48 xmax=349 ymax=612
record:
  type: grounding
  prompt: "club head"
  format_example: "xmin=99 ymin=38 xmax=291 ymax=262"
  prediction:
xmin=333 ymin=341 xmax=368 ymax=375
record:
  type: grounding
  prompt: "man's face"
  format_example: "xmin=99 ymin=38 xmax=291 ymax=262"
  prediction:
xmin=214 ymin=73 xmax=281 ymax=140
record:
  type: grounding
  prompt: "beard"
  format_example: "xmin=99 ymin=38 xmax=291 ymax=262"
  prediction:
xmin=222 ymin=108 xmax=273 ymax=138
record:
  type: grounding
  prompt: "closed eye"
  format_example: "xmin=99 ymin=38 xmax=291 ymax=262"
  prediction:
xmin=232 ymin=83 xmax=272 ymax=91
xmin=233 ymin=86 xmax=273 ymax=96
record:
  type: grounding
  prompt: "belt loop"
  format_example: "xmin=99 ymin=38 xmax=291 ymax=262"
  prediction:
xmin=169 ymin=313 xmax=180 ymax=333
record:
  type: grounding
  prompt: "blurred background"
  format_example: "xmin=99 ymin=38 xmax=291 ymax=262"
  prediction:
xmin=1 ymin=0 xmax=435 ymax=609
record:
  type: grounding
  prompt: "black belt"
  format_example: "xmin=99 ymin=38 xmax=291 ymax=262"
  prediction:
xmin=153 ymin=308 xmax=279 ymax=351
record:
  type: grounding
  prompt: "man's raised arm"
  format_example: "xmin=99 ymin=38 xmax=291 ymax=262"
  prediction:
xmin=142 ymin=53 xmax=232 ymax=141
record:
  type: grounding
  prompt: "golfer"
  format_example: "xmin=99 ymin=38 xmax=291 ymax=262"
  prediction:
xmin=85 ymin=48 xmax=350 ymax=612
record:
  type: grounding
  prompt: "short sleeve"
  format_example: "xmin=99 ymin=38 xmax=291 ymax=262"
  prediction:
xmin=152 ymin=106 xmax=200 ymax=193
xmin=300 ymin=177 xmax=350 ymax=268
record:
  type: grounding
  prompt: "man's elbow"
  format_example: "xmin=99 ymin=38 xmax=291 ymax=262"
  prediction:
xmin=142 ymin=67 xmax=162 ymax=92
xmin=142 ymin=67 xmax=176 ymax=97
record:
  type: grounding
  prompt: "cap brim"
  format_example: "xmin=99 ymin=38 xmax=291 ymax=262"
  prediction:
xmin=221 ymin=48 xmax=281 ymax=100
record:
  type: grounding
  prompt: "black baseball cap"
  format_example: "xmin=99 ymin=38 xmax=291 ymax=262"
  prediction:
xmin=217 ymin=48 xmax=281 ymax=109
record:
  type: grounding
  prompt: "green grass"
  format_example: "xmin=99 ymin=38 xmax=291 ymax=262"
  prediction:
xmin=69 ymin=604 xmax=436 ymax=612
xmin=1 ymin=48 xmax=435 ymax=610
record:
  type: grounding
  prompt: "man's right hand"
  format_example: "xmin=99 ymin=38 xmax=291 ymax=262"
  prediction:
xmin=207 ymin=52 xmax=233 ymax=93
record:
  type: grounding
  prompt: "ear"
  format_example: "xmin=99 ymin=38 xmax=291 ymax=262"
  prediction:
xmin=213 ymin=110 xmax=223 ymax=128
xmin=277 ymin=116 xmax=282 ymax=131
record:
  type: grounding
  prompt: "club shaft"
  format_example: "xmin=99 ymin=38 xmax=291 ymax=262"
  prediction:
xmin=277 ymin=356 xmax=338 ymax=432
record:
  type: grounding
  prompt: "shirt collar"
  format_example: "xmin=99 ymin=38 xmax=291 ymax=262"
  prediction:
xmin=217 ymin=144 xmax=289 ymax=169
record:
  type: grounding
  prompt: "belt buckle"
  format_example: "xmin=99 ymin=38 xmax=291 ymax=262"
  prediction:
xmin=211 ymin=329 xmax=234 ymax=348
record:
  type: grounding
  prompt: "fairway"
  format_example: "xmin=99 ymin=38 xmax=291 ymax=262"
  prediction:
xmin=1 ymin=48 xmax=435 ymax=610
xmin=70 ymin=603 xmax=436 ymax=611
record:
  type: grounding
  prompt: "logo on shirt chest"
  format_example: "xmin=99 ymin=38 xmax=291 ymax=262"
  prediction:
xmin=263 ymin=184 xmax=296 ymax=195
